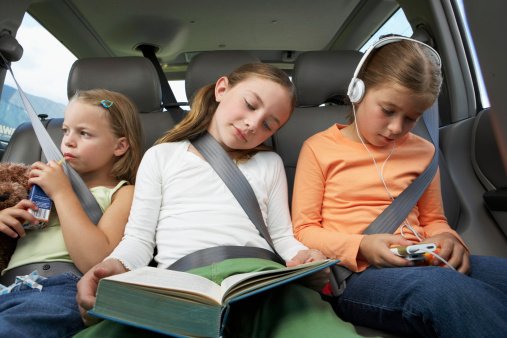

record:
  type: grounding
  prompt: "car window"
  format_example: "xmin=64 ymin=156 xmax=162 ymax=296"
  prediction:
xmin=361 ymin=8 xmax=413 ymax=52
xmin=169 ymin=80 xmax=189 ymax=110
xmin=0 ymin=13 xmax=76 ymax=144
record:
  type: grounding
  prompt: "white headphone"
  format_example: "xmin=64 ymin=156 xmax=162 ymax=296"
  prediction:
xmin=347 ymin=35 xmax=442 ymax=104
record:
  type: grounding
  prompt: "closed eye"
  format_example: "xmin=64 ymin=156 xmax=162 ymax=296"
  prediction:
xmin=381 ymin=106 xmax=394 ymax=115
xmin=263 ymin=120 xmax=272 ymax=131
xmin=245 ymin=99 xmax=255 ymax=111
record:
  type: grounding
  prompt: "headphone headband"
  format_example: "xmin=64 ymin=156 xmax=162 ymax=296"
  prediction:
xmin=347 ymin=36 xmax=441 ymax=103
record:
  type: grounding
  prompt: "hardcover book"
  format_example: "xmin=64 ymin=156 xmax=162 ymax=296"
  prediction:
xmin=89 ymin=259 xmax=339 ymax=337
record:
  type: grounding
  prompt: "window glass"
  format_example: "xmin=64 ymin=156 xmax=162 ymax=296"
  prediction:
xmin=169 ymin=80 xmax=189 ymax=110
xmin=0 ymin=13 xmax=76 ymax=143
xmin=456 ymin=0 xmax=490 ymax=108
xmin=360 ymin=9 xmax=413 ymax=52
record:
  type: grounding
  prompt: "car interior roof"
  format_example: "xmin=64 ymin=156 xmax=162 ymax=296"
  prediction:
xmin=27 ymin=0 xmax=399 ymax=80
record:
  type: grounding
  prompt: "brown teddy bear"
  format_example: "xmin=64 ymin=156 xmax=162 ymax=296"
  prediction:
xmin=0 ymin=162 xmax=30 ymax=272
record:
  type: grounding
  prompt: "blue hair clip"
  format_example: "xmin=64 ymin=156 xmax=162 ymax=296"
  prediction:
xmin=100 ymin=99 xmax=114 ymax=109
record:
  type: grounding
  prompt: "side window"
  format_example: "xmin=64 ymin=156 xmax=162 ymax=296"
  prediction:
xmin=0 ymin=13 xmax=76 ymax=145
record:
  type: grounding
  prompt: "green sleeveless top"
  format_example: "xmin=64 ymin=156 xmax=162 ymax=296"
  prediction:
xmin=3 ymin=181 xmax=128 ymax=272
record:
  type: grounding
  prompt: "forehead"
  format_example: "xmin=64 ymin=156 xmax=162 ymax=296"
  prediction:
xmin=64 ymin=99 xmax=109 ymax=123
xmin=371 ymin=84 xmax=434 ymax=114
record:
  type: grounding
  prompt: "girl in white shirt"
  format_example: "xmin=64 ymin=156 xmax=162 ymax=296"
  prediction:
xmin=75 ymin=63 xmax=360 ymax=338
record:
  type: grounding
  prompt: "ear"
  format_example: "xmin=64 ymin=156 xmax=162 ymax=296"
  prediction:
xmin=113 ymin=137 xmax=130 ymax=157
xmin=214 ymin=76 xmax=229 ymax=102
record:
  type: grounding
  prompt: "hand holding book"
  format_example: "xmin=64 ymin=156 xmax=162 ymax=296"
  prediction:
xmin=286 ymin=249 xmax=331 ymax=291
xmin=77 ymin=258 xmax=128 ymax=326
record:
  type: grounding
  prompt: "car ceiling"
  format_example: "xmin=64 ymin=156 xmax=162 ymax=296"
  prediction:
xmin=28 ymin=0 xmax=398 ymax=79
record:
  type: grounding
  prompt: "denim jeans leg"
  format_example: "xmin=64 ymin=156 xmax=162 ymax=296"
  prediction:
xmin=333 ymin=255 xmax=507 ymax=338
xmin=0 ymin=272 xmax=85 ymax=338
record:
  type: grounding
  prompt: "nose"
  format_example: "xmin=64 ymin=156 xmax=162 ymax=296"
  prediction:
xmin=63 ymin=132 xmax=76 ymax=147
xmin=244 ymin=117 xmax=259 ymax=134
xmin=387 ymin=116 xmax=403 ymax=135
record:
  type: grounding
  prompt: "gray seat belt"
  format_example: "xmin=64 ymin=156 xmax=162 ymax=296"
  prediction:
xmin=1 ymin=54 xmax=103 ymax=224
xmin=331 ymin=102 xmax=440 ymax=294
xmin=191 ymin=132 xmax=285 ymax=263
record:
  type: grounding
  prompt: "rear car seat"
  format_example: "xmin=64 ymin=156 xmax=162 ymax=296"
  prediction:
xmin=2 ymin=56 xmax=167 ymax=164
xmin=272 ymin=50 xmax=362 ymax=202
xmin=184 ymin=50 xmax=260 ymax=102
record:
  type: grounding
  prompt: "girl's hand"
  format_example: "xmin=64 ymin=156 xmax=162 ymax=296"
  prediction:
xmin=29 ymin=161 xmax=72 ymax=199
xmin=287 ymin=249 xmax=330 ymax=291
xmin=423 ymin=233 xmax=470 ymax=274
xmin=0 ymin=199 xmax=38 ymax=238
xmin=286 ymin=249 xmax=327 ymax=266
xmin=76 ymin=258 xmax=128 ymax=326
xmin=359 ymin=234 xmax=415 ymax=268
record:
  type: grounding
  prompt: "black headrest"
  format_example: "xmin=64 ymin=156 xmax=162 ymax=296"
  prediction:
xmin=185 ymin=51 xmax=260 ymax=101
xmin=293 ymin=50 xmax=363 ymax=106
xmin=67 ymin=57 xmax=162 ymax=113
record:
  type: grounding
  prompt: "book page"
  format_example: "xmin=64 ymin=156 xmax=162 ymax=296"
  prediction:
xmin=219 ymin=259 xmax=336 ymax=301
xmin=104 ymin=266 xmax=223 ymax=304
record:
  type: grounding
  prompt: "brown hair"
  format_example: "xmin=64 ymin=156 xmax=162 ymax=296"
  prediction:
xmin=156 ymin=63 xmax=295 ymax=159
xmin=348 ymin=39 xmax=442 ymax=122
xmin=70 ymin=89 xmax=143 ymax=183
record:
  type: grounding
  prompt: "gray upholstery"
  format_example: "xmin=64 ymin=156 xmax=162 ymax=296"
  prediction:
xmin=274 ymin=51 xmax=361 ymax=202
xmin=67 ymin=56 xmax=162 ymax=113
xmin=185 ymin=50 xmax=260 ymax=101
xmin=293 ymin=50 xmax=362 ymax=106
xmin=472 ymin=108 xmax=507 ymax=236
xmin=473 ymin=108 xmax=507 ymax=190
xmin=2 ymin=118 xmax=63 ymax=164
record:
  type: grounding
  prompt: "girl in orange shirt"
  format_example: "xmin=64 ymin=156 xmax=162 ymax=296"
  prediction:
xmin=292 ymin=36 xmax=507 ymax=337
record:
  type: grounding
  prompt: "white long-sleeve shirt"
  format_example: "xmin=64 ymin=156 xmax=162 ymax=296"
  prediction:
xmin=110 ymin=140 xmax=307 ymax=270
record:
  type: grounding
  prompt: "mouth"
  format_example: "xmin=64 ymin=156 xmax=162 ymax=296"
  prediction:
xmin=233 ymin=126 xmax=248 ymax=143
xmin=380 ymin=135 xmax=395 ymax=143
xmin=63 ymin=153 xmax=76 ymax=160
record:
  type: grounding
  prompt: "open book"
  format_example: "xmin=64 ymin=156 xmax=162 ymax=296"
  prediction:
xmin=89 ymin=258 xmax=338 ymax=337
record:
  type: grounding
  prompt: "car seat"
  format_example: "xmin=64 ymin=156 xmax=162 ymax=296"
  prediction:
xmin=184 ymin=50 xmax=260 ymax=102
xmin=272 ymin=50 xmax=362 ymax=203
xmin=2 ymin=56 xmax=168 ymax=165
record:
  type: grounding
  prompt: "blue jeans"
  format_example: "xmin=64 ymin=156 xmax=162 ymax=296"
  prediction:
xmin=0 ymin=272 xmax=85 ymax=338
xmin=333 ymin=255 xmax=507 ymax=338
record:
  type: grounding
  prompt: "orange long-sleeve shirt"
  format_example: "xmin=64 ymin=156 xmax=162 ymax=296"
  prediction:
xmin=292 ymin=124 xmax=464 ymax=272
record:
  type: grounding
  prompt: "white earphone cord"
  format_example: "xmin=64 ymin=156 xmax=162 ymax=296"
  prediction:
xmin=352 ymin=104 xmax=454 ymax=270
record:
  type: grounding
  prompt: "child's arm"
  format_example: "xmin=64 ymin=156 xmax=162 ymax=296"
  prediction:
xmin=29 ymin=160 xmax=133 ymax=273
xmin=415 ymin=171 xmax=470 ymax=273
xmin=76 ymin=258 xmax=128 ymax=326
xmin=359 ymin=233 xmax=416 ymax=268
xmin=0 ymin=199 xmax=38 ymax=238
xmin=291 ymin=142 xmax=368 ymax=271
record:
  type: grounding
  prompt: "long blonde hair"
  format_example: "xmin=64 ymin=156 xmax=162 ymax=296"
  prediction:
xmin=157 ymin=63 xmax=295 ymax=159
xmin=70 ymin=89 xmax=144 ymax=183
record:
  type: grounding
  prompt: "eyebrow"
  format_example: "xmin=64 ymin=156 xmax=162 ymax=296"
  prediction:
xmin=248 ymin=90 xmax=282 ymax=126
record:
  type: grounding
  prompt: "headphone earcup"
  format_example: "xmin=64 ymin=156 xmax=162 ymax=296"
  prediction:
xmin=347 ymin=78 xmax=365 ymax=103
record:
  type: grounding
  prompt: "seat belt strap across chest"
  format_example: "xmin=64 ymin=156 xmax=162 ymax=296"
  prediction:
xmin=191 ymin=132 xmax=284 ymax=263
xmin=1 ymin=53 xmax=103 ymax=224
